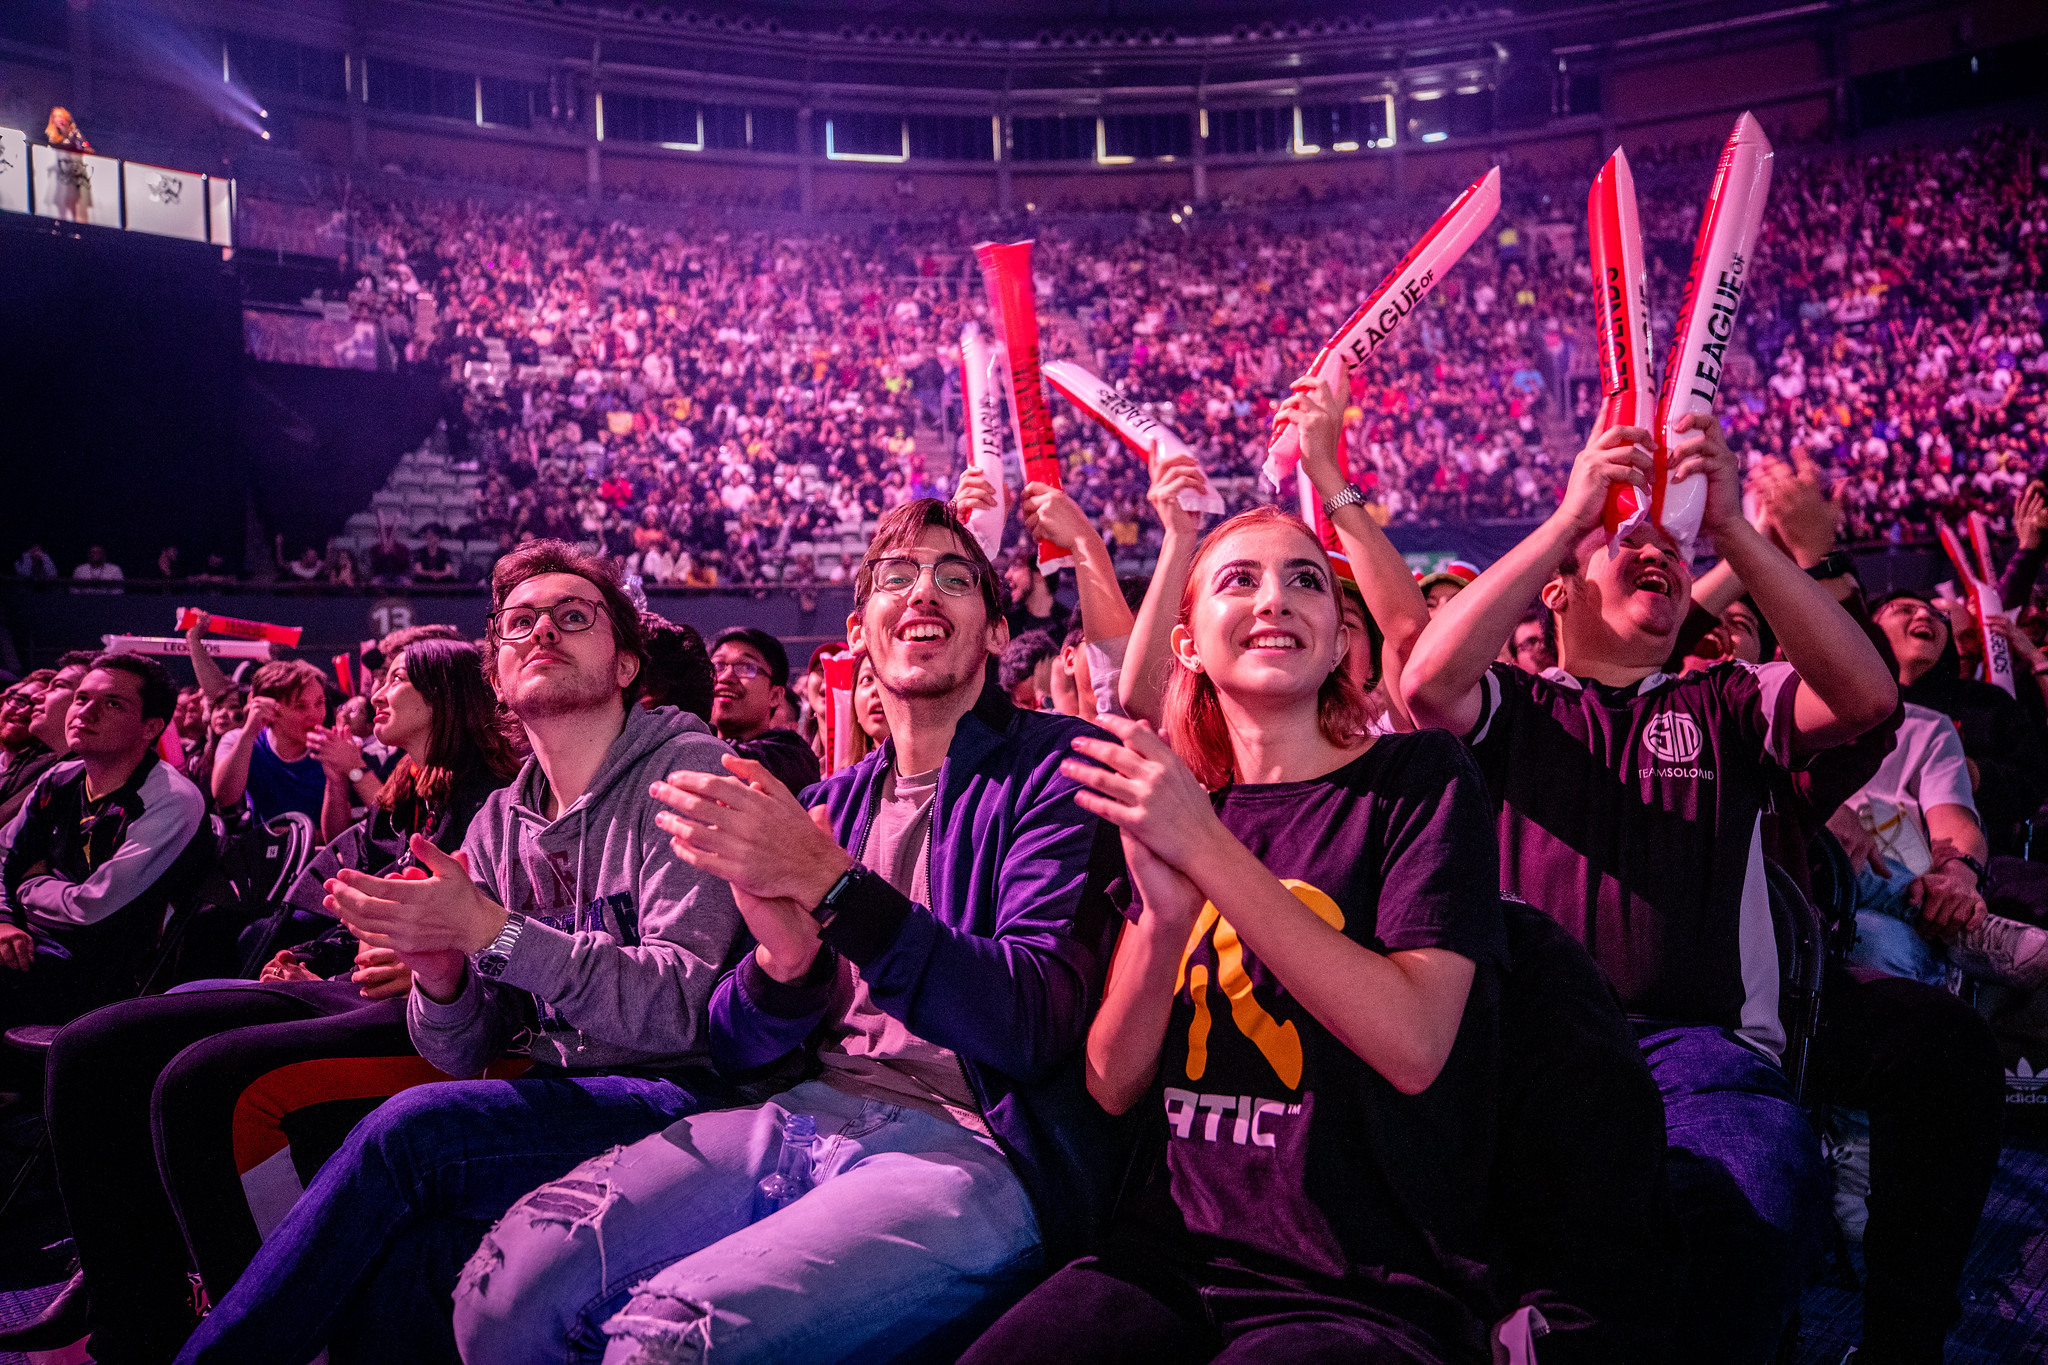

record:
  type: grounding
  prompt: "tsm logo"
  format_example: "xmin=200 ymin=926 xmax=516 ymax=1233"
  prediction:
xmin=1643 ymin=711 xmax=1704 ymax=764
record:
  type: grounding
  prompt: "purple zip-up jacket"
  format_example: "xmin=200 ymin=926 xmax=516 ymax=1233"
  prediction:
xmin=707 ymin=682 xmax=1131 ymax=1260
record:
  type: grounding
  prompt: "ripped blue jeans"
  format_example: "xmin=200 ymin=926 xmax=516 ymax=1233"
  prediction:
xmin=452 ymin=1079 xmax=1043 ymax=1365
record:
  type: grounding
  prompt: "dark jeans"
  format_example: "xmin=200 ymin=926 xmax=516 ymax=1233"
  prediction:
xmin=1635 ymin=1023 xmax=1829 ymax=1365
xmin=1808 ymin=964 xmax=2004 ymax=1365
xmin=46 ymin=981 xmax=408 ymax=1365
xmin=958 ymin=1242 xmax=1470 ymax=1365
xmin=173 ymin=1070 xmax=713 ymax=1365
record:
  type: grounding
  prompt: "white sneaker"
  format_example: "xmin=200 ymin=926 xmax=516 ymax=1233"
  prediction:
xmin=1948 ymin=914 xmax=2048 ymax=989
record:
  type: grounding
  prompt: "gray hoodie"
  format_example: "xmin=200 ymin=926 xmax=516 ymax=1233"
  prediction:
xmin=409 ymin=704 xmax=746 ymax=1077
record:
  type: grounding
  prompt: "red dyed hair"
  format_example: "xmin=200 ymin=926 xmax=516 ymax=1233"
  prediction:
xmin=1163 ymin=506 xmax=1370 ymax=790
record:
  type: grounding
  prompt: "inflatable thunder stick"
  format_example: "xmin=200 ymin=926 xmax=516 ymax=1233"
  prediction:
xmin=973 ymin=240 xmax=1071 ymax=574
xmin=819 ymin=649 xmax=860 ymax=776
xmin=1266 ymin=166 xmax=1500 ymax=487
xmin=1937 ymin=517 xmax=2017 ymax=698
xmin=1649 ymin=112 xmax=1775 ymax=549
xmin=174 ymin=608 xmax=303 ymax=648
xmin=1043 ymin=360 xmax=1225 ymax=517
xmin=958 ymin=323 xmax=1011 ymax=563
xmin=1590 ymin=148 xmax=1657 ymax=540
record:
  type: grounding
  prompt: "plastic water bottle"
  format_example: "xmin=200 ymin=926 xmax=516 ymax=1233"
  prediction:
xmin=753 ymin=1113 xmax=816 ymax=1221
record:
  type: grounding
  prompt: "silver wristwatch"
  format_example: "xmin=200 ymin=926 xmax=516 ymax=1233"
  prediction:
xmin=472 ymin=912 xmax=528 ymax=980
xmin=1322 ymin=482 xmax=1369 ymax=518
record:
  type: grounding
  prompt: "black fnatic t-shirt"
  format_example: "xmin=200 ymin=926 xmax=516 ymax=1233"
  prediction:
xmin=1124 ymin=730 xmax=1507 ymax=1317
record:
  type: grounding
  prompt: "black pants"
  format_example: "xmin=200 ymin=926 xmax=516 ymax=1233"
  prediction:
xmin=958 ymin=1243 xmax=1473 ymax=1365
xmin=45 ymin=981 xmax=411 ymax=1365
xmin=1807 ymin=964 xmax=2005 ymax=1365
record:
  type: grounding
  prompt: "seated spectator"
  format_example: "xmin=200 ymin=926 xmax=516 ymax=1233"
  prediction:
xmin=326 ymin=548 xmax=360 ymax=588
xmin=1001 ymin=628 xmax=1059 ymax=712
xmin=848 ymin=651 xmax=889 ymax=763
xmin=365 ymin=520 xmax=410 ymax=584
xmin=449 ymin=499 xmax=1126 ymax=1365
xmin=276 ymin=536 xmax=323 ymax=583
xmin=409 ymin=527 xmax=460 ymax=584
xmin=1508 ymin=605 xmax=1558 ymax=674
xmin=1418 ymin=560 xmax=1480 ymax=615
xmin=15 ymin=544 xmax=57 ymax=580
xmin=170 ymin=685 xmax=209 ymax=776
xmin=178 ymin=541 xmax=747 ymax=1365
xmin=70 ymin=544 xmax=124 ymax=593
xmin=155 ymin=546 xmax=181 ymax=580
xmin=965 ymin=505 xmax=1512 ymax=1362
xmin=4 ymin=638 xmax=519 ymax=1362
xmin=211 ymin=660 xmax=331 ymax=825
xmin=1873 ymin=590 xmax=2046 ymax=856
xmin=1830 ymin=692 xmax=2047 ymax=988
xmin=1004 ymin=547 xmax=1071 ymax=644
xmin=188 ymin=553 xmax=236 ymax=585
xmin=709 ymin=626 xmax=820 ymax=795
xmin=0 ymin=654 xmax=209 ymax=1030
xmin=0 ymin=673 xmax=56 ymax=826
xmin=2 ymin=653 xmax=93 ymax=833
xmin=638 ymin=610 xmax=715 ymax=720
xmin=1403 ymin=417 xmax=1898 ymax=1363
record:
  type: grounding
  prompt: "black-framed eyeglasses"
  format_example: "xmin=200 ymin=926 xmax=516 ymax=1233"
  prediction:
xmin=864 ymin=555 xmax=983 ymax=598
xmin=712 ymin=660 xmax=770 ymax=682
xmin=1876 ymin=600 xmax=1948 ymax=629
xmin=490 ymin=598 xmax=605 ymax=642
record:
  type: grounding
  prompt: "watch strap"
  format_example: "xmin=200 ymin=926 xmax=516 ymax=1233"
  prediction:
xmin=1322 ymin=483 xmax=1368 ymax=518
xmin=810 ymin=863 xmax=869 ymax=930
xmin=472 ymin=911 xmax=528 ymax=979
xmin=1804 ymin=550 xmax=1855 ymax=581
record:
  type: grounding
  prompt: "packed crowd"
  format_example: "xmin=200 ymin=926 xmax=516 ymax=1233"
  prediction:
xmin=13 ymin=127 xmax=2044 ymax=590
xmin=229 ymin=123 xmax=2042 ymax=593
xmin=3 ymin=373 xmax=2047 ymax=1364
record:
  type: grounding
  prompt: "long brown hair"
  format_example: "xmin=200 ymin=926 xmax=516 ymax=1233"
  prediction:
xmin=379 ymin=639 xmax=520 ymax=811
xmin=1163 ymin=506 xmax=1369 ymax=791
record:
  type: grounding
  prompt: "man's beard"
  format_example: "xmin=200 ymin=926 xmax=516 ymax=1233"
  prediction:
xmin=881 ymin=652 xmax=984 ymax=703
xmin=508 ymin=666 xmax=618 ymax=722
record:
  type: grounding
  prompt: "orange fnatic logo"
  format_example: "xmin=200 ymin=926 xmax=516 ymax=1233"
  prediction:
xmin=1175 ymin=879 xmax=1343 ymax=1090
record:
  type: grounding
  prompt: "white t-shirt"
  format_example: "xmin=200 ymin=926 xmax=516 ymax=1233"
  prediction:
xmin=1852 ymin=703 xmax=1978 ymax=836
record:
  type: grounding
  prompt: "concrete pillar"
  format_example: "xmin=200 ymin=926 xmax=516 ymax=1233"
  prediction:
xmin=995 ymin=110 xmax=1012 ymax=212
xmin=587 ymin=33 xmax=603 ymax=202
xmin=796 ymin=107 xmax=815 ymax=215
xmin=347 ymin=43 xmax=369 ymax=166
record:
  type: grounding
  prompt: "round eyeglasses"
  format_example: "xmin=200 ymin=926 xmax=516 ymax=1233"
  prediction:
xmin=864 ymin=556 xmax=983 ymax=598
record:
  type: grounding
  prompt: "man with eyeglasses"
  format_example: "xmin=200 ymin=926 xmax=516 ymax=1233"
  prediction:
xmin=451 ymin=498 xmax=1130 ymax=1365
xmin=179 ymin=540 xmax=749 ymax=1365
xmin=709 ymin=627 xmax=820 ymax=796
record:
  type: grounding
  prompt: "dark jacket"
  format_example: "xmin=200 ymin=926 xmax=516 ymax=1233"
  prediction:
xmin=707 ymin=683 xmax=1130 ymax=1261
xmin=731 ymin=726 xmax=822 ymax=799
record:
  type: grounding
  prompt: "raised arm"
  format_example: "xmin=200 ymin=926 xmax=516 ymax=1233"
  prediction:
xmin=1405 ymin=425 xmax=1653 ymax=735
xmin=1019 ymin=483 xmax=1135 ymax=643
xmin=184 ymin=611 xmax=233 ymax=702
xmin=1677 ymin=415 xmax=1895 ymax=753
xmin=1119 ymin=452 xmax=1206 ymax=725
xmin=1278 ymin=374 xmax=1429 ymax=726
xmin=211 ymin=696 xmax=280 ymax=811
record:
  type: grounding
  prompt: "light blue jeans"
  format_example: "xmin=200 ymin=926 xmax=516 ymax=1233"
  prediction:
xmin=451 ymin=1079 xmax=1043 ymax=1365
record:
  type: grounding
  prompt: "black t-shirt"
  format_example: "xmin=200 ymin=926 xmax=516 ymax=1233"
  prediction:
xmin=1467 ymin=660 xmax=1797 ymax=1054
xmin=1005 ymin=600 xmax=1071 ymax=648
xmin=1122 ymin=730 xmax=1507 ymax=1331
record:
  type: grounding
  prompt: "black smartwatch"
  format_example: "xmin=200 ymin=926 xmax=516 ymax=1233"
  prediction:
xmin=1804 ymin=550 xmax=1855 ymax=582
xmin=810 ymin=863 xmax=871 ymax=931
xmin=1940 ymin=853 xmax=1991 ymax=894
